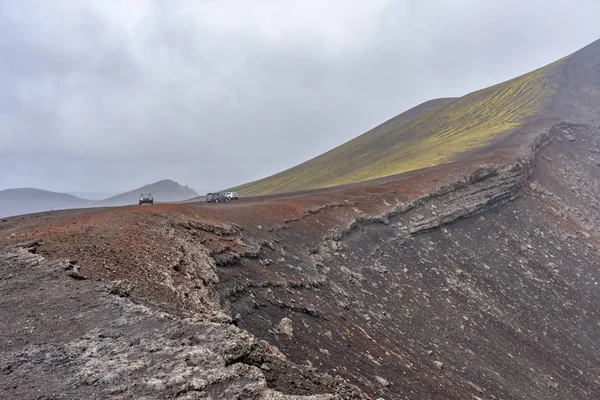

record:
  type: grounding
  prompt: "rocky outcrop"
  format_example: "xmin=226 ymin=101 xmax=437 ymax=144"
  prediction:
xmin=322 ymin=127 xmax=553 ymax=254
xmin=2 ymin=121 xmax=599 ymax=400
xmin=224 ymin=122 xmax=600 ymax=399
xmin=0 ymin=245 xmax=366 ymax=399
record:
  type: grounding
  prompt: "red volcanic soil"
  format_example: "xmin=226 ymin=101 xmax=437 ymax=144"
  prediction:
xmin=1 ymin=121 xmax=600 ymax=399
xmin=0 ymin=153 xmax=501 ymax=316
xmin=0 ymin=117 xmax=551 ymax=314
xmin=3 ymin=39 xmax=600 ymax=399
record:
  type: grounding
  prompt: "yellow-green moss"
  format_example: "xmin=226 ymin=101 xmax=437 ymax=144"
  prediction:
xmin=232 ymin=57 xmax=565 ymax=196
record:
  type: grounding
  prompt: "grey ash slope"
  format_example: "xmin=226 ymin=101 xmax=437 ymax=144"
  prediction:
xmin=549 ymin=37 xmax=600 ymax=126
xmin=216 ymin=40 xmax=600 ymax=399
xmin=223 ymin=123 xmax=600 ymax=400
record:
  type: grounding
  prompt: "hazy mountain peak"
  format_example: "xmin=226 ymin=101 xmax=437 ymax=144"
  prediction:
xmin=0 ymin=179 xmax=198 ymax=218
xmin=102 ymin=179 xmax=199 ymax=205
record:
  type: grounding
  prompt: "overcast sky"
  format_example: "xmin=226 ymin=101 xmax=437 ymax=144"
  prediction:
xmin=1 ymin=0 xmax=599 ymax=195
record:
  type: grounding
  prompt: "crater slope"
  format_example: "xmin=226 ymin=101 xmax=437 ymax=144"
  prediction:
xmin=1 ymin=39 xmax=600 ymax=399
xmin=2 ymin=119 xmax=599 ymax=399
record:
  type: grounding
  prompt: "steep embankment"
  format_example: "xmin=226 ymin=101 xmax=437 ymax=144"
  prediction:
xmin=549 ymin=38 xmax=600 ymax=127
xmin=217 ymin=122 xmax=600 ymax=399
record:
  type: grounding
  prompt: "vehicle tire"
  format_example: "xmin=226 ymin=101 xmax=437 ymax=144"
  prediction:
xmin=216 ymin=199 xmax=219 ymax=203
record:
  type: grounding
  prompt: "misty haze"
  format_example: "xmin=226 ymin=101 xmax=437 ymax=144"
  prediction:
xmin=1 ymin=1 xmax=600 ymax=399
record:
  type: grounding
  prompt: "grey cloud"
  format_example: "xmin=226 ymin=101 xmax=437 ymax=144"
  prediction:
xmin=1 ymin=0 xmax=599 ymax=194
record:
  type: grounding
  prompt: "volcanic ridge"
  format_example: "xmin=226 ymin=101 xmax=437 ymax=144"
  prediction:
xmin=1 ymin=39 xmax=600 ymax=399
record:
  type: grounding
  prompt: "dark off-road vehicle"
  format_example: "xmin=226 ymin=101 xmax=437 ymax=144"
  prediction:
xmin=139 ymin=193 xmax=154 ymax=205
xmin=206 ymin=192 xmax=228 ymax=203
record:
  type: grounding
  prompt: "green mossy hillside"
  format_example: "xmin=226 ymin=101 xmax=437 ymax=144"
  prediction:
xmin=232 ymin=58 xmax=565 ymax=196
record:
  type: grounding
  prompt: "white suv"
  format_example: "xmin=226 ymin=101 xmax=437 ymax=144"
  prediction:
xmin=224 ymin=191 xmax=239 ymax=200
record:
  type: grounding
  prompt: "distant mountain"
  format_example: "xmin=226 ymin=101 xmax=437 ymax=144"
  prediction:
xmin=0 ymin=179 xmax=199 ymax=218
xmin=0 ymin=188 xmax=92 ymax=218
xmin=68 ymin=191 xmax=119 ymax=200
xmin=101 ymin=179 xmax=199 ymax=206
